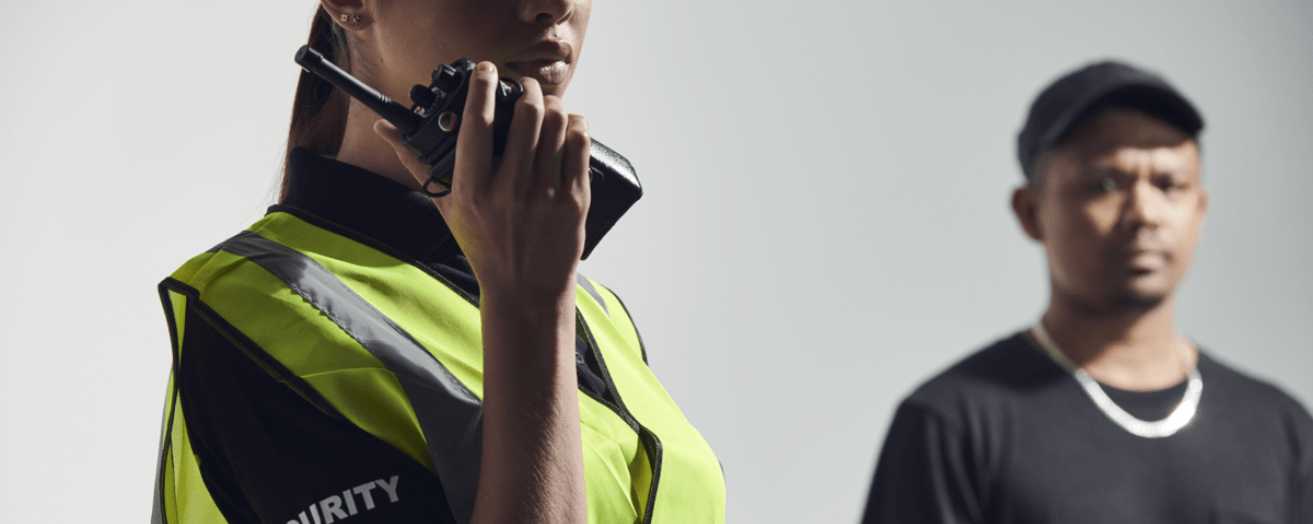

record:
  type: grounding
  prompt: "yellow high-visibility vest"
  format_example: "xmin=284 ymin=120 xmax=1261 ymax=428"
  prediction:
xmin=151 ymin=210 xmax=726 ymax=523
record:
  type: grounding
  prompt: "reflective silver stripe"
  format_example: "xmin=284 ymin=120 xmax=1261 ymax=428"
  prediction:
xmin=218 ymin=231 xmax=483 ymax=523
xmin=576 ymin=274 xmax=608 ymax=315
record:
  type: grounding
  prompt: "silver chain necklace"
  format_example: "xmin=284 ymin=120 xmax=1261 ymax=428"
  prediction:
xmin=1030 ymin=323 xmax=1202 ymax=439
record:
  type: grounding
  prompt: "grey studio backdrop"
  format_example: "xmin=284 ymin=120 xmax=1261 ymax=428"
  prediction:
xmin=1 ymin=1 xmax=1310 ymax=522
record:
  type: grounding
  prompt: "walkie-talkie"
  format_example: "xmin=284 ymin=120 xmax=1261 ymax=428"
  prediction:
xmin=295 ymin=45 xmax=642 ymax=259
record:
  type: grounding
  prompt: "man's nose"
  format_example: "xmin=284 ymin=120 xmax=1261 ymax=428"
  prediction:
xmin=1120 ymin=178 xmax=1166 ymax=231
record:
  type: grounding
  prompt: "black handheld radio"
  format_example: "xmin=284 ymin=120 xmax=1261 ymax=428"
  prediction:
xmin=294 ymin=46 xmax=642 ymax=259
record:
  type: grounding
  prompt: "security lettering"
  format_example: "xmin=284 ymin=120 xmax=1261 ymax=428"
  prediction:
xmin=286 ymin=475 xmax=401 ymax=524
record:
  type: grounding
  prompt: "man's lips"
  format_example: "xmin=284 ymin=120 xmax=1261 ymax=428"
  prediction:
xmin=1115 ymin=247 xmax=1170 ymax=273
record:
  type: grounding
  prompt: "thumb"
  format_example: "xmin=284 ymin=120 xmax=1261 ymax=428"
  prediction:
xmin=372 ymin=118 xmax=405 ymax=149
xmin=372 ymin=119 xmax=433 ymax=187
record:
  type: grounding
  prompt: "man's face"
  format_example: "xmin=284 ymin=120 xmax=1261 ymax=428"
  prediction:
xmin=1014 ymin=109 xmax=1208 ymax=311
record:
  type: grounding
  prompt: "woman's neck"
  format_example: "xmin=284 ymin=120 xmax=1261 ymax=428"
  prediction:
xmin=1040 ymin=291 xmax=1197 ymax=391
xmin=334 ymin=100 xmax=419 ymax=189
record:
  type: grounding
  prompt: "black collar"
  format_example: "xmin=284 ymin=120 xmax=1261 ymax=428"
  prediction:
xmin=275 ymin=147 xmax=460 ymax=263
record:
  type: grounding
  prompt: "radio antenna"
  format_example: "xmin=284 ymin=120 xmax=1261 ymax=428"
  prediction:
xmin=295 ymin=45 xmax=421 ymax=135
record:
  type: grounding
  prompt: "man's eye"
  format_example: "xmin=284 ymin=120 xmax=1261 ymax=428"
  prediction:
xmin=1095 ymin=175 xmax=1118 ymax=193
xmin=1157 ymin=178 xmax=1189 ymax=192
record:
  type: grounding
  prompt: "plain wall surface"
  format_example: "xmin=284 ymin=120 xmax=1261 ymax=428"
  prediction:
xmin=2 ymin=1 xmax=1310 ymax=522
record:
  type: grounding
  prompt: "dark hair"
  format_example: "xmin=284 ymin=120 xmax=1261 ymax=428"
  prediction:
xmin=280 ymin=7 xmax=352 ymax=202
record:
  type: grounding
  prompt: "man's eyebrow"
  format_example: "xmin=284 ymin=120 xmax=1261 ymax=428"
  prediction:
xmin=1150 ymin=166 xmax=1188 ymax=177
xmin=1079 ymin=163 xmax=1129 ymax=177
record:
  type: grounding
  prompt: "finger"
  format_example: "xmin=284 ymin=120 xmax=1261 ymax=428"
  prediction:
xmin=374 ymin=119 xmax=437 ymax=187
xmin=500 ymin=76 xmax=544 ymax=192
xmin=533 ymin=95 xmax=568 ymax=196
xmin=562 ymin=114 xmax=592 ymax=212
xmin=374 ymin=120 xmax=454 ymax=214
xmin=455 ymin=61 xmax=498 ymax=194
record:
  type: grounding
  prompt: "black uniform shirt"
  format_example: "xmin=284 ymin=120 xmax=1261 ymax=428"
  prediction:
xmin=861 ymin=331 xmax=1313 ymax=524
xmin=176 ymin=148 xmax=616 ymax=523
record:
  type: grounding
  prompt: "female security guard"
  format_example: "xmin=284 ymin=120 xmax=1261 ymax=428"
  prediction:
xmin=150 ymin=1 xmax=725 ymax=522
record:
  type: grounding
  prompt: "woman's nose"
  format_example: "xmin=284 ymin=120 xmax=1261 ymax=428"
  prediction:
xmin=517 ymin=0 xmax=575 ymax=26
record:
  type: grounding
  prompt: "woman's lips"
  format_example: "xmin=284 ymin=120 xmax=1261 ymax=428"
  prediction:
xmin=504 ymin=60 xmax=570 ymax=87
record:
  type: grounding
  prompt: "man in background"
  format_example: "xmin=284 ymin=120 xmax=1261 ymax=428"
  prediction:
xmin=861 ymin=60 xmax=1313 ymax=523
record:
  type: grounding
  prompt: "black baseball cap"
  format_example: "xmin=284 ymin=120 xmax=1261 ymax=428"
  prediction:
xmin=1016 ymin=60 xmax=1205 ymax=179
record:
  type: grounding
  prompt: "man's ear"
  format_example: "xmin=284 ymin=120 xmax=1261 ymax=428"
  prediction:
xmin=320 ymin=0 xmax=373 ymax=31
xmin=1011 ymin=183 xmax=1044 ymax=242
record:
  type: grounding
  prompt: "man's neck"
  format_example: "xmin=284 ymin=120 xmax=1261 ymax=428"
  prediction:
xmin=1040 ymin=292 xmax=1197 ymax=391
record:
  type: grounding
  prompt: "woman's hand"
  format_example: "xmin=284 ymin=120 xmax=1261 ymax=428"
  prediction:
xmin=374 ymin=62 xmax=590 ymax=523
xmin=374 ymin=61 xmax=592 ymax=304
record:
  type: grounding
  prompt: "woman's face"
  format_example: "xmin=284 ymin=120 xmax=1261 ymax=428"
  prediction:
xmin=351 ymin=0 xmax=592 ymax=100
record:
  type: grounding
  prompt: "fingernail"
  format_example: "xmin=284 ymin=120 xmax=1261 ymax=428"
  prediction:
xmin=372 ymin=120 xmax=394 ymax=140
xmin=476 ymin=61 xmax=494 ymax=73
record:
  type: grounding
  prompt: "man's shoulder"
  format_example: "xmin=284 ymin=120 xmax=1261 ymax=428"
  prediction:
xmin=900 ymin=330 xmax=1053 ymax=424
xmin=1200 ymin=350 xmax=1313 ymax=425
xmin=1199 ymin=350 xmax=1313 ymax=470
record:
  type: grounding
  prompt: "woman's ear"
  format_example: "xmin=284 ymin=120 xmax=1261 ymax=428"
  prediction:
xmin=1011 ymin=184 xmax=1044 ymax=242
xmin=319 ymin=0 xmax=373 ymax=31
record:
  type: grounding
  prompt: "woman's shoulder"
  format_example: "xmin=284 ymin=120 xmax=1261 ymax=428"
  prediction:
xmin=163 ymin=210 xmax=358 ymax=295
xmin=159 ymin=223 xmax=395 ymax=377
xmin=163 ymin=220 xmax=279 ymax=294
xmin=160 ymin=211 xmax=339 ymax=318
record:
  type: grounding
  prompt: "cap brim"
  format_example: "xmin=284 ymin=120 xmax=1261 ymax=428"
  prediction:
xmin=1041 ymin=80 xmax=1205 ymax=149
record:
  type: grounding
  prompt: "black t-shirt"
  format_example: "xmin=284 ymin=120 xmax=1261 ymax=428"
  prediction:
xmin=175 ymin=149 xmax=617 ymax=523
xmin=861 ymin=331 xmax=1313 ymax=524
